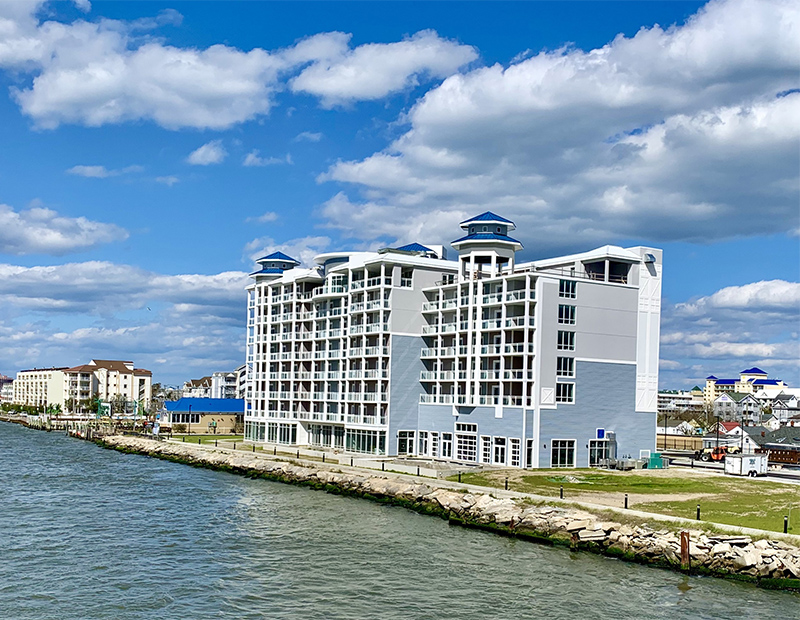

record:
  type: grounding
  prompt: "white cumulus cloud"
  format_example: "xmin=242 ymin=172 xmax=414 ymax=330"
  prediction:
xmin=187 ymin=140 xmax=227 ymax=165
xmin=318 ymin=0 xmax=800 ymax=252
xmin=290 ymin=30 xmax=477 ymax=106
xmin=0 ymin=203 xmax=128 ymax=255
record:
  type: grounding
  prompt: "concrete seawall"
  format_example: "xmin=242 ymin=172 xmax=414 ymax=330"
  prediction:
xmin=98 ymin=435 xmax=800 ymax=592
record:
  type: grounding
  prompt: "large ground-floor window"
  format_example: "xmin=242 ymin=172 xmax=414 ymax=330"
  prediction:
xmin=264 ymin=422 xmax=296 ymax=445
xmin=551 ymin=439 xmax=576 ymax=468
xmin=346 ymin=429 xmax=386 ymax=455
xmin=589 ymin=439 xmax=610 ymax=467
xmin=245 ymin=421 xmax=266 ymax=442
xmin=456 ymin=433 xmax=477 ymax=462
xmin=397 ymin=430 xmax=415 ymax=455
xmin=309 ymin=424 xmax=344 ymax=449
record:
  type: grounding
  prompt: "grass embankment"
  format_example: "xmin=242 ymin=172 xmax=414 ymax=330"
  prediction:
xmin=450 ymin=469 xmax=800 ymax=534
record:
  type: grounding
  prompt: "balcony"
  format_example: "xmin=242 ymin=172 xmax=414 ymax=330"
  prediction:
xmin=482 ymin=293 xmax=503 ymax=305
xmin=366 ymin=276 xmax=392 ymax=288
xmin=422 ymin=301 xmax=439 ymax=312
xmin=480 ymin=345 xmax=501 ymax=355
xmin=366 ymin=300 xmax=388 ymax=310
xmin=313 ymin=285 xmax=348 ymax=298
xmin=421 ymin=348 xmax=437 ymax=357
xmin=351 ymin=280 xmax=365 ymax=290
xmin=479 ymin=371 xmax=501 ymax=380
xmin=481 ymin=319 xmax=503 ymax=330
xmin=505 ymin=290 xmax=526 ymax=302
xmin=503 ymin=396 xmax=524 ymax=406
xmin=441 ymin=299 xmax=458 ymax=310
xmin=420 ymin=371 xmax=437 ymax=381
xmin=478 ymin=396 xmax=500 ymax=405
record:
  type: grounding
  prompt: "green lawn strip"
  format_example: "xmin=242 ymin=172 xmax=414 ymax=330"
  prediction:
xmin=451 ymin=470 xmax=800 ymax=534
xmin=635 ymin=494 xmax=800 ymax=534
xmin=173 ymin=434 xmax=243 ymax=444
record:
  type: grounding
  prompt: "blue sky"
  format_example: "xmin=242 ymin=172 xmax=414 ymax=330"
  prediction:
xmin=0 ymin=0 xmax=797 ymax=388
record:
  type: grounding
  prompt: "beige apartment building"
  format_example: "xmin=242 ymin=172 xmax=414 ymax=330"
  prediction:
xmin=14 ymin=359 xmax=152 ymax=413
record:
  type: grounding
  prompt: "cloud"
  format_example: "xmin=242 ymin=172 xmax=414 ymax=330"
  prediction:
xmin=242 ymin=150 xmax=291 ymax=167
xmin=0 ymin=8 xmax=476 ymax=130
xmin=66 ymin=164 xmax=142 ymax=178
xmin=244 ymin=235 xmax=331 ymax=268
xmin=290 ymin=30 xmax=477 ymax=106
xmin=246 ymin=211 xmax=279 ymax=224
xmin=0 ymin=260 xmax=251 ymax=382
xmin=294 ymin=131 xmax=322 ymax=142
xmin=0 ymin=4 xmax=283 ymax=129
xmin=317 ymin=0 xmax=800 ymax=252
xmin=0 ymin=203 xmax=128 ymax=255
xmin=660 ymin=279 xmax=800 ymax=389
xmin=676 ymin=280 xmax=800 ymax=315
xmin=155 ymin=175 xmax=179 ymax=186
xmin=187 ymin=140 xmax=227 ymax=165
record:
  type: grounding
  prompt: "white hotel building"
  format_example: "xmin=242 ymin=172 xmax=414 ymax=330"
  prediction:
xmin=244 ymin=213 xmax=661 ymax=468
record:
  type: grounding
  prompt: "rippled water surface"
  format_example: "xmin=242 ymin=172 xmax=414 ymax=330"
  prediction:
xmin=1 ymin=423 xmax=798 ymax=619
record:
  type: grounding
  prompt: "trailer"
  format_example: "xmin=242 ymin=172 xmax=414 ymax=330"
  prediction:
xmin=724 ymin=454 xmax=768 ymax=477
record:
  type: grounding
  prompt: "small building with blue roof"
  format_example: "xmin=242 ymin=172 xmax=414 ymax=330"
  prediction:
xmin=164 ymin=397 xmax=244 ymax=434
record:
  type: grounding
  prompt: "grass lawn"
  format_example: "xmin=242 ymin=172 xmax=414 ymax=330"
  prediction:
xmin=172 ymin=434 xmax=243 ymax=444
xmin=450 ymin=469 xmax=800 ymax=534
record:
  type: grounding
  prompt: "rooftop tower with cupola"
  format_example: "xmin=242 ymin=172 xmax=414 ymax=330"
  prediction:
xmin=451 ymin=212 xmax=523 ymax=280
xmin=250 ymin=251 xmax=300 ymax=284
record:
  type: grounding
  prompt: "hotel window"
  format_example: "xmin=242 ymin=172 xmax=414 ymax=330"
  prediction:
xmin=456 ymin=433 xmax=477 ymax=462
xmin=589 ymin=440 xmax=610 ymax=467
xmin=397 ymin=431 xmax=415 ymax=455
xmin=559 ymin=280 xmax=576 ymax=299
xmin=556 ymin=383 xmax=574 ymax=403
xmin=493 ymin=437 xmax=506 ymax=465
xmin=418 ymin=431 xmax=429 ymax=456
xmin=441 ymin=432 xmax=453 ymax=458
xmin=480 ymin=435 xmax=492 ymax=463
xmin=556 ymin=357 xmax=574 ymax=378
xmin=509 ymin=439 xmax=521 ymax=468
xmin=430 ymin=432 xmax=440 ymax=458
xmin=558 ymin=304 xmax=576 ymax=325
xmin=557 ymin=331 xmax=575 ymax=351
xmin=550 ymin=440 xmax=576 ymax=468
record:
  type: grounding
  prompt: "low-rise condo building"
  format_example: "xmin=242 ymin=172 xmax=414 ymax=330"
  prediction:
xmin=244 ymin=213 xmax=662 ymax=468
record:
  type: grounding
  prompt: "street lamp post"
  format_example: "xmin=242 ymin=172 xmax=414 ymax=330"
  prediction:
xmin=715 ymin=412 xmax=720 ymax=449
xmin=188 ymin=403 xmax=192 ymax=436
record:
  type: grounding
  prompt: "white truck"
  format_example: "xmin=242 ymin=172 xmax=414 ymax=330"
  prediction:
xmin=724 ymin=453 xmax=768 ymax=477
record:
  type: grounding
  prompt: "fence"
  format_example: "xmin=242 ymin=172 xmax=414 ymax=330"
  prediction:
xmin=656 ymin=436 xmax=703 ymax=451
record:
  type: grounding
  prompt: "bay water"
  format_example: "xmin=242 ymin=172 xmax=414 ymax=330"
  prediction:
xmin=1 ymin=422 xmax=797 ymax=619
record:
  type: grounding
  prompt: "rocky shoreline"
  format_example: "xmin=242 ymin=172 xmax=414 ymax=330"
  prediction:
xmin=98 ymin=434 xmax=800 ymax=592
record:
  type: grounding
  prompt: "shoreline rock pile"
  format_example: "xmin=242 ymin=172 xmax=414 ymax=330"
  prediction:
xmin=99 ymin=435 xmax=800 ymax=591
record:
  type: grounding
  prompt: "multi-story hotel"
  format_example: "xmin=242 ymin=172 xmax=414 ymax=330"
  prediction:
xmin=244 ymin=212 xmax=661 ymax=468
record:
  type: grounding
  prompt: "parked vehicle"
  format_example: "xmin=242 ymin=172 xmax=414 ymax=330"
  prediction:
xmin=724 ymin=454 xmax=768 ymax=477
xmin=694 ymin=445 xmax=741 ymax=462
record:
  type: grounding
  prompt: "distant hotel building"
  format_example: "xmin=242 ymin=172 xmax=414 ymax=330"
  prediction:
xmin=13 ymin=359 xmax=152 ymax=412
xmin=244 ymin=212 xmax=661 ymax=468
